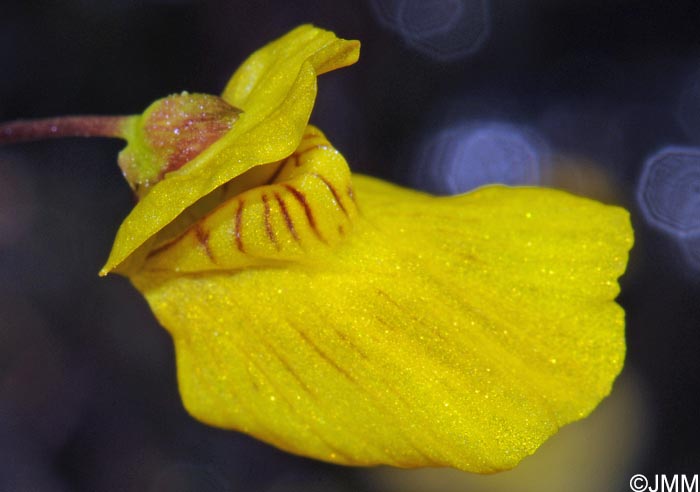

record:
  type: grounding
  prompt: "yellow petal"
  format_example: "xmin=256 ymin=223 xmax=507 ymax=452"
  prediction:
xmin=129 ymin=171 xmax=632 ymax=472
xmin=221 ymin=24 xmax=361 ymax=128
xmin=100 ymin=25 xmax=360 ymax=276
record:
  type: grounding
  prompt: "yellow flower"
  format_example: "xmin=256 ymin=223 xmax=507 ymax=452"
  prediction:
xmin=1 ymin=25 xmax=633 ymax=473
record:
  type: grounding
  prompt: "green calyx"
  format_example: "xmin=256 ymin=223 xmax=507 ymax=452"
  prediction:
xmin=118 ymin=92 xmax=242 ymax=198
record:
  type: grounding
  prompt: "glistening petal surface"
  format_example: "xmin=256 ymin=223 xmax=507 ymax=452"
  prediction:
xmin=101 ymin=25 xmax=360 ymax=275
xmin=130 ymin=174 xmax=632 ymax=472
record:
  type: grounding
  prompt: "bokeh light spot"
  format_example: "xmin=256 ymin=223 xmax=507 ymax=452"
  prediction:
xmin=637 ymin=146 xmax=700 ymax=236
xmin=370 ymin=0 xmax=490 ymax=60
xmin=413 ymin=122 xmax=546 ymax=194
xmin=398 ymin=0 xmax=464 ymax=38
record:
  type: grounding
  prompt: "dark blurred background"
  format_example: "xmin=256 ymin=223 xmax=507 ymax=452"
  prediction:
xmin=1 ymin=1 xmax=699 ymax=491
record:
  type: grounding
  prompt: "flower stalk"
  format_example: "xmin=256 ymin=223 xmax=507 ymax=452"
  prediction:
xmin=0 ymin=115 xmax=133 ymax=144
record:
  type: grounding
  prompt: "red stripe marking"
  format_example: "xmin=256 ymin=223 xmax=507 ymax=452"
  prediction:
xmin=347 ymin=185 xmax=356 ymax=204
xmin=274 ymin=192 xmax=298 ymax=241
xmin=195 ymin=224 xmax=215 ymax=262
xmin=265 ymin=159 xmax=288 ymax=184
xmin=234 ymin=199 xmax=245 ymax=252
xmin=313 ymin=173 xmax=348 ymax=216
xmin=261 ymin=340 xmax=314 ymax=397
xmin=221 ymin=180 xmax=231 ymax=197
xmin=146 ymin=233 xmax=185 ymax=259
xmin=333 ymin=328 xmax=369 ymax=360
xmin=296 ymin=144 xmax=327 ymax=163
xmin=284 ymin=184 xmax=325 ymax=242
xmin=262 ymin=193 xmax=279 ymax=249
xmin=297 ymin=330 xmax=357 ymax=383
xmin=298 ymin=131 xmax=321 ymax=146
